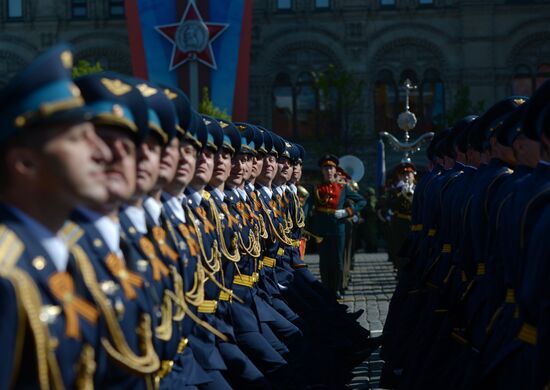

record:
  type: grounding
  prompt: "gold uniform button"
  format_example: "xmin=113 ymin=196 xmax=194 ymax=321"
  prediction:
xmin=93 ymin=239 xmax=103 ymax=248
xmin=32 ymin=256 xmax=46 ymax=270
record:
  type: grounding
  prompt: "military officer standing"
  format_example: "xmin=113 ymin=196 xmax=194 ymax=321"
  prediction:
xmin=308 ymin=154 xmax=366 ymax=298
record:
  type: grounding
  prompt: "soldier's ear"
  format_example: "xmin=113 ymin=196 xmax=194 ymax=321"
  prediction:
xmin=6 ymin=147 xmax=39 ymax=178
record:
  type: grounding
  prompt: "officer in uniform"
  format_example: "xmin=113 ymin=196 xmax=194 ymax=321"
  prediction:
xmin=0 ymin=44 xmax=111 ymax=389
xmin=308 ymin=154 xmax=366 ymax=298
xmin=65 ymin=75 xmax=164 ymax=389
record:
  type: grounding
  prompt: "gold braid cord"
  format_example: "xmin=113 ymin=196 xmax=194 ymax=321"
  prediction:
xmin=208 ymin=198 xmax=240 ymax=263
xmin=185 ymin=207 xmax=221 ymax=273
xmin=155 ymin=294 xmax=173 ymax=341
xmin=70 ymin=245 xmax=160 ymax=374
xmin=260 ymin=199 xmax=294 ymax=246
xmin=75 ymin=344 xmax=96 ymax=390
xmin=164 ymin=289 xmax=228 ymax=342
xmin=4 ymin=268 xmax=63 ymax=390
xmin=290 ymin=192 xmax=306 ymax=228
xmin=161 ymin=218 xmax=205 ymax=311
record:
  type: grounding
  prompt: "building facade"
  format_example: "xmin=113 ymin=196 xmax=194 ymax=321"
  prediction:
xmin=1 ymin=0 xmax=550 ymax=181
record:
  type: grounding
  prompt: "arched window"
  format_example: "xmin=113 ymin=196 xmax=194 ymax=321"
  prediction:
xmin=421 ymin=69 xmax=445 ymax=131
xmin=7 ymin=0 xmax=23 ymax=18
xmin=272 ymin=73 xmax=294 ymax=138
xmin=374 ymin=70 xmax=397 ymax=132
xmin=512 ymin=65 xmax=533 ymax=96
xmin=296 ymin=72 xmax=316 ymax=138
xmin=374 ymin=68 xmax=445 ymax=133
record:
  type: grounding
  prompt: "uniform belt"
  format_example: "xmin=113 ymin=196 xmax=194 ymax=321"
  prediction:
xmin=411 ymin=224 xmax=423 ymax=232
xmin=395 ymin=212 xmax=411 ymax=221
xmin=476 ymin=262 xmax=486 ymax=276
xmin=316 ymin=207 xmax=336 ymax=214
xmin=442 ymin=244 xmax=452 ymax=253
xmin=198 ymin=300 xmax=218 ymax=313
xmin=505 ymin=288 xmax=516 ymax=304
xmin=428 ymin=229 xmax=437 ymax=237
xmin=233 ymin=274 xmax=256 ymax=288
xmin=518 ymin=323 xmax=537 ymax=345
xmin=219 ymin=290 xmax=233 ymax=302
xmin=262 ymin=256 xmax=276 ymax=268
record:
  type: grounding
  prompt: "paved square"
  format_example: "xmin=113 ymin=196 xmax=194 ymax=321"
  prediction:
xmin=304 ymin=252 xmax=397 ymax=389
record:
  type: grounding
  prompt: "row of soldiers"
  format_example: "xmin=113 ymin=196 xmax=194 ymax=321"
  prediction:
xmin=381 ymin=79 xmax=550 ymax=389
xmin=0 ymin=45 xmax=375 ymax=389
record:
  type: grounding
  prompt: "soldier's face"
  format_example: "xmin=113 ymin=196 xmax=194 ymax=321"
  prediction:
xmin=322 ymin=165 xmax=335 ymax=182
xmin=250 ymin=154 xmax=264 ymax=180
xmin=95 ymin=125 xmax=136 ymax=203
xmin=261 ymin=154 xmax=278 ymax=181
xmin=193 ymin=147 xmax=215 ymax=186
xmin=136 ymin=135 xmax=161 ymax=195
xmin=291 ymin=163 xmax=302 ymax=183
xmin=30 ymin=121 xmax=111 ymax=206
xmin=243 ymin=154 xmax=253 ymax=180
xmin=158 ymin=137 xmax=180 ymax=186
xmin=228 ymin=153 xmax=247 ymax=187
xmin=211 ymin=149 xmax=232 ymax=187
xmin=172 ymin=141 xmax=198 ymax=188
xmin=276 ymin=156 xmax=292 ymax=182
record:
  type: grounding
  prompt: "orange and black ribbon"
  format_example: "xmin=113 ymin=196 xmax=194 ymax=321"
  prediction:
xmin=105 ymin=253 xmax=143 ymax=300
xmin=178 ymin=224 xmax=199 ymax=257
xmin=196 ymin=207 xmax=215 ymax=234
xmin=236 ymin=202 xmax=249 ymax=226
xmin=139 ymin=236 xmax=170 ymax=281
xmin=49 ymin=272 xmax=99 ymax=338
xmin=269 ymin=200 xmax=282 ymax=218
xmin=152 ymin=226 xmax=179 ymax=262
xmin=221 ymin=203 xmax=239 ymax=229
xmin=250 ymin=192 xmax=262 ymax=212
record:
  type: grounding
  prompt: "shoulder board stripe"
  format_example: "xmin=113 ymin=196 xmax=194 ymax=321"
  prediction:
xmin=60 ymin=221 xmax=84 ymax=247
xmin=0 ymin=225 xmax=24 ymax=273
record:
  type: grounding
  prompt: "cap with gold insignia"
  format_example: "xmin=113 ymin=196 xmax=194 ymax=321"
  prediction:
xmin=233 ymin=122 xmax=257 ymax=155
xmin=0 ymin=44 xmax=92 ymax=143
xmin=133 ymin=80 xmax=177 ymax=145
xmin=468 ymin=96 xmax=528 ymax=152
xmin=495 ymin=101 xmax=529 ymax=147
xmin=217 ymin=119 xmax=241 ymax=156
xmin=75 ymin=72 xmax=149 ymax=144
xmin=161 ymin=85 xmax=202 ymax=149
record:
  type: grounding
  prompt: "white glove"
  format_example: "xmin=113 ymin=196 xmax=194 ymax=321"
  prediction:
xmin=334 ymin=209 xmax=348 ymax=219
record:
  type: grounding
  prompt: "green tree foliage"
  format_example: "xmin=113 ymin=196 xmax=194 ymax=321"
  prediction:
xmin=71 ymin=60 xmax=103 ymax=78
xmin=199 ymin=87 xmax=231 ymax=121
xmin=440 ymin=85 xmax=485 ymax=128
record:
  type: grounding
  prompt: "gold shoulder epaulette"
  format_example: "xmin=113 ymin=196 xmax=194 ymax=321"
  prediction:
xmin=60 ymin=221 xmax=84 ymax=247
xmin=0 ymin=224 xmax=25 ymax=273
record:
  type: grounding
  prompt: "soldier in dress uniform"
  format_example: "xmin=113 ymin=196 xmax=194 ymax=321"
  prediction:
xmin=307 ymin=154 xmax=366 ymax=298
xmin=64 ymin=75 xmax=165 ymax=389
xmin=0 ymin=44 xmax=112 ymax=389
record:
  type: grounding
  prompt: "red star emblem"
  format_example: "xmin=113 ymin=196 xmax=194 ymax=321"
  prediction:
xmin=156 ymin=1 xmax=229 ymax=71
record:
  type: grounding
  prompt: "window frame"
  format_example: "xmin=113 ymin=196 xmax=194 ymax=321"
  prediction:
xmin=71 ymin=0 xmax=88 ymax=19
xmin=7 ymin=0 xmax=23 ymax=20
xmin=276 ymin=0 xmax=293 ymax=12
xmin=108 ymin=0 xmax=125 ymax=18
xmin=314 ymin=0 xmax=331 ymax=10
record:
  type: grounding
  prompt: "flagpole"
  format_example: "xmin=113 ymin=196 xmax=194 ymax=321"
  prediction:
xmin=190 ymin=59 xmax=199 ymax=109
